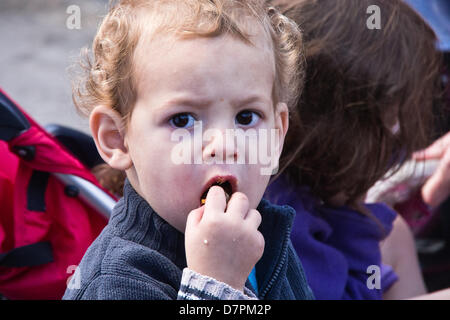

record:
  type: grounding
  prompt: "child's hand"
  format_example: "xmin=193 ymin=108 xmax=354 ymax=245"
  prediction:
xmin=185 ymin=186 xmax=264 ymax=292
xmin=414 ymin=131 xmax=450 ymax=208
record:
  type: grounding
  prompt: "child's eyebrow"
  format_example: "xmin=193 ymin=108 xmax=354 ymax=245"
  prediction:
xmin=231 ymin=95 xmax=272 ymax=108
xmin=160 ymin=97 xmax=213 ymax=109
xmin=157 ymin=94 xmax=271 ymax=112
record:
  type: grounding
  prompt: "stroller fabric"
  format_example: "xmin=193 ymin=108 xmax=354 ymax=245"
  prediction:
xmin=0 ymin=88 xmax=110 ymax=299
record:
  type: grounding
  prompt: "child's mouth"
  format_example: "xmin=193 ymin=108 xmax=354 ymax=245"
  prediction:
xmin=200 ymin=176 xmax=236 ymax=205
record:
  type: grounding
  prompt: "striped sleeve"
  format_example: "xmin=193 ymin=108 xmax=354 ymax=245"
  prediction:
xmin=177 ymin=268 xmax=258 ymax=300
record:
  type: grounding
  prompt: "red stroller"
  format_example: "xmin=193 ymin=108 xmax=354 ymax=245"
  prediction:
xmin=0 ymin=88 xmax=116 ymax=300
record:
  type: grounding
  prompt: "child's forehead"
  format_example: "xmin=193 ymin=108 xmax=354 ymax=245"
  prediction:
xmin=137 ymin=27 xmax=274 ymax=60
xmin=132 ymin=24 xmax=276 ymax=86
xmin=133 ymin=33 xmax=276 ymax=101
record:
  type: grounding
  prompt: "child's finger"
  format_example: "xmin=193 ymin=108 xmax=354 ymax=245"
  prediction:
xmin=204 ymin=185 xmax=227 ymax=215
xmin=226 ymin=192 xmax=249 ymax=219
xmin=414 ymin=132 xmax=450 ymax=160
xmin=414 ymin=145 xmax=445 ymax=161
xmin=245 ymin=209 xmax=262 ymax=229
xmin=186 ymin=205 xmax=205 ymax=230
xmin=421 ymin=150 xmax=450 ymax=207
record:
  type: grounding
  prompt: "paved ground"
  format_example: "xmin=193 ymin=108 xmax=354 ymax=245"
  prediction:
xmin=0 ymin=0 xmax=109 ymax=134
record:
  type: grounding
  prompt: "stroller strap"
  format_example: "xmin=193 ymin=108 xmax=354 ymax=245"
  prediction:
xmin=0 ymin=242 xmax=53 ymax=268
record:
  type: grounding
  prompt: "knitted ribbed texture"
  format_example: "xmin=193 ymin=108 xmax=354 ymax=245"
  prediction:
xmin=178 ymin=268 xmax=257 ymax=300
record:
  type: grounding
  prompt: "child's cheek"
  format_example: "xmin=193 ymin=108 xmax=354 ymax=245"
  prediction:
xmin=155 ymin=161 xmax=199 ymax=201
xmin=248 ymin=166 xmax=271 ymax=206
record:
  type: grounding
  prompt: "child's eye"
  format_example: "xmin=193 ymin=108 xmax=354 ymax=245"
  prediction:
xmin=169 ymin=113 xmax=196 ymax=129
xmin=235 ymin=110 xmax=261 ymax=126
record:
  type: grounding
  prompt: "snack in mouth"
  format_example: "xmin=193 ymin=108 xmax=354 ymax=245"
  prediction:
xmin=200 ymin=178 xmax=233 ymax=205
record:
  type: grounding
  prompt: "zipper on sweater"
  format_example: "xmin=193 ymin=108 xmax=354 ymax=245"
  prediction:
xmin=258 ymin=223 xmax=290 ymax=299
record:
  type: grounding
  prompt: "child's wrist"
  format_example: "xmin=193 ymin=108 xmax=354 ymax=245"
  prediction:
xmin=178 ymin=268 xmax=257 ymax=300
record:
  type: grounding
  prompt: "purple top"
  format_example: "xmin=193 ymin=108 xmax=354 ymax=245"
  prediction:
xmin=265 ymin=176 xmax=399 ymax=300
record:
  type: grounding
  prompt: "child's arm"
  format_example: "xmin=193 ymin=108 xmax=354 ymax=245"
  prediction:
xmin=409 ymin=288 xmax=450 ymax=300
xmin=381 ymin=215 xmax=427 ymax=299
xmin=184 ymin=186 xmax=264 ymax=296
xmin=382 ymin=215 xmax=450 ymax=300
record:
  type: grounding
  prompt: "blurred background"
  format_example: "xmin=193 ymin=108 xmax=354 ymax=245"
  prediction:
xmin=0 ymin=0 xmax=109 ymax=134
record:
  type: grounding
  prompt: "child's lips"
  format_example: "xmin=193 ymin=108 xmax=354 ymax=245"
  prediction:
xmin=200 ymin=175 xmax=237 ymax=205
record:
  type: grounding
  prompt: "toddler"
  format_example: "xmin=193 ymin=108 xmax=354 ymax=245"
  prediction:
xmin=63 ymin=0 xmax=314 ymax=300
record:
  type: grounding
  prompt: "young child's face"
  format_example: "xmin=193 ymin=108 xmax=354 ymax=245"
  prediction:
xmin=124 ymin=31 xmax=287 ymax=232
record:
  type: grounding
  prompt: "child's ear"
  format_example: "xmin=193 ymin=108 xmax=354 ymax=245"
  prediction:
xmin=89 ymin=105 xmax=132 ymax=171
xmin=274 ymin=102 xmax=289 ymax=157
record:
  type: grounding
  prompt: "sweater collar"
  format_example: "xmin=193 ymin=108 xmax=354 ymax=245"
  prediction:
xmin=256 ymin=198 xmax=296 ymax=298
xmin=109 ymin=179 xmax=296 ymax=292
xmin=109 ymin=179 xmax=187 ymax=269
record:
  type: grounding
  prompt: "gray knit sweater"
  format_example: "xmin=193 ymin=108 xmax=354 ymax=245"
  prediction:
xmin=62 ymin=180 xmax=314 ymax=300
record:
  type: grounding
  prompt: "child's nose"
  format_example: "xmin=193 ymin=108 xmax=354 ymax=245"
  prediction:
xmin=202 ymin=129 xmax=238 ymax=164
